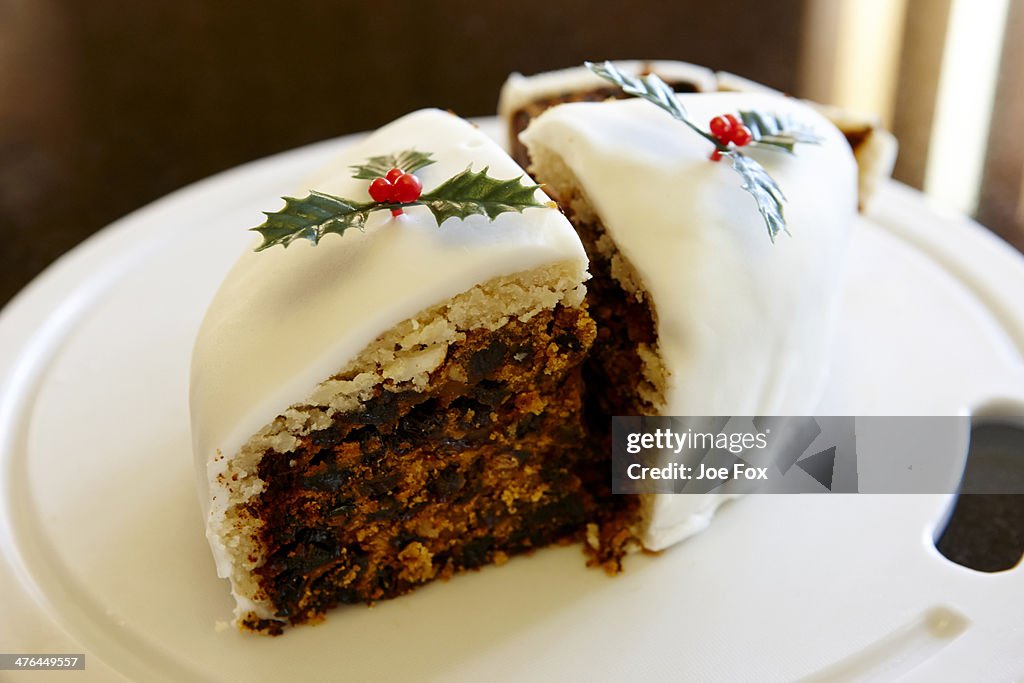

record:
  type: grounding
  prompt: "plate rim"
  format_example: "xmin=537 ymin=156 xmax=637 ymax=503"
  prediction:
xmin=2 ymin=119 xmax=1024 ymax=681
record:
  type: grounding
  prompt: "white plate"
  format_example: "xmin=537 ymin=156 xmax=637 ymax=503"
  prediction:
xmin=2 ymin=121 xmax=1024 ymax=682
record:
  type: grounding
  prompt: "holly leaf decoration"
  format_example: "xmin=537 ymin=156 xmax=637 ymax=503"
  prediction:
xmin=586 ymin=60 xmax=827 ymax=241
xmin=586 ymin=60 xmax=688 ymax=122
xmin=584 ymin=61 xmax=719 ymax=145
xmin=251 ymin=158 xmax=551 ymax=251
xmin=729 ymin=153 xmax=787 ymax=241
xmin=739 ymin=110 xmax=822 ymax=154
xmin=349 ymin=149 xmax=435 ymax=179
xmin=419 ymin=165 xmax=547 ymax=225
xmin=252 ymin=192 xmax=373 ymax=251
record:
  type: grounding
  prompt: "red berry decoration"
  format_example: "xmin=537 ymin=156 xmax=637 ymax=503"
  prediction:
xmin=708 ymin=112 xmax=753 ymax=155
xmin=369 ymin=167 xmax=423 ymax=217
xmin=392 ymin=173 xmax=423 ymax=203
xmin=368 ymin=177 xmax=394 ymax=203
xmin=732 ymin=126 xmax=753 ymax=146
xmin=709 ymin=115 xmax=732 ymax=141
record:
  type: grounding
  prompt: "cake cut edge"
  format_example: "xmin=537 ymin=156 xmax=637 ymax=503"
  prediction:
xmin=520 ymin=92 xmax=857 ymax=551
xmin=206 ymin=259 xmax=592 ymax=631
xmin=518 ymin=140 xmax=729 ymax=553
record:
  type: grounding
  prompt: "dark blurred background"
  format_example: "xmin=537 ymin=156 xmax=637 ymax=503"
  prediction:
xmin=1 ymin=0 xmax=1022 ymax=306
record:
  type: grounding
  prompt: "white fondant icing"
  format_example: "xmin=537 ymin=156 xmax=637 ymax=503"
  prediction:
xmin=521 ymin=93 xmax=856 ymax=550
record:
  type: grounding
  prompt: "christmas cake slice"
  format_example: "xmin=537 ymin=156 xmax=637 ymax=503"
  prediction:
xmin=520 ymin=63 xmax=857 ymax=550
xmin=191 ymin=109 xmax=600 ymax=633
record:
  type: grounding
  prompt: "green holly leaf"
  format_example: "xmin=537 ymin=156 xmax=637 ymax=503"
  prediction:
xmin=251 ymin=191 xmax=374 ymax=251
xmin=419 ymin=165 xmax=548 ymax=225
xmin=349 ymin=149 xmax=435 ymax=179
xmin=586 ymin=60 xmax=688 ymax=122
xmin=728 ymin=153 xmax=787 ymax=242
xmin=586 ymin=59 xmax=813 ymax=241
xmin=251 ymin=164 xmax=551 ymax=251
xmin=585 ymin=61 xmax=719 ymax=145
xmin=739 ymin=110 xmax=822 ymax=154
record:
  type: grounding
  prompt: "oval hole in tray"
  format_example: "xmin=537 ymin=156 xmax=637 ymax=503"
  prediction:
xmin=935 ymin=422 xmax=1024 ymax=572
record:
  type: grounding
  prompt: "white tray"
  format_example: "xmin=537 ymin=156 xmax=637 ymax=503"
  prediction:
xmin=2 ymin=121 xmax=1023 ymax=682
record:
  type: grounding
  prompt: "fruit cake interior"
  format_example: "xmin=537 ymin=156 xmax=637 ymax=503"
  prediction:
xmin=215 ymin=260 xmax=632 ymax=633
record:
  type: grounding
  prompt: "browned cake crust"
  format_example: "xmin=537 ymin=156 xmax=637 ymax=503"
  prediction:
xmin=554 ymin=185 xmax=657 ymax=576
xmin=239 ymin=304 xmax=624 ymax=632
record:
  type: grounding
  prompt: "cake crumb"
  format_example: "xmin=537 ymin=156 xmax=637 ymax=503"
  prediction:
xmin=398 ymin=542 xmax=437 ymax=583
